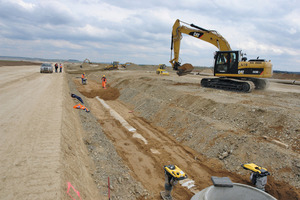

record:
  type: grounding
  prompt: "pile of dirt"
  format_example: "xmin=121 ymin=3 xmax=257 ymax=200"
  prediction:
xmin=73 ymin=79 xmax=120 ymax=100
xmin=102 ymin=70 xmax=299 ymax=199
xmin=66 ymin=64 xmax=299 ymax=199
xmin=65 ymin=63 xmax=107 ymax=74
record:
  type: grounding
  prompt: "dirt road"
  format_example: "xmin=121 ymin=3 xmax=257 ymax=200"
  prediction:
xmin=0 ymin=64 xmax=101 ymax=200
xmin=0 ymin=65 xmax=63 ymax=199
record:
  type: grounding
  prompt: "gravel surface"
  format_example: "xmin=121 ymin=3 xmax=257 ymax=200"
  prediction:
xmin=66 ymin=63 xmax=300 ymax=200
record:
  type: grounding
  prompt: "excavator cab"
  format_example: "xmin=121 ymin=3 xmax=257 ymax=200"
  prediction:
xmin=214 ymin=51 xmax=239 ymax=75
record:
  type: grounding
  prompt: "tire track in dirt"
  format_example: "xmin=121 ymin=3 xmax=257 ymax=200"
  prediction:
xmin=87 ymin=97 xmax=249 ymax=199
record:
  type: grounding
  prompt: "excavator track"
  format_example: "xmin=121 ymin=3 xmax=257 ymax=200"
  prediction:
xmin=201 ymin=77 xmax=255 ymax=92
xmin=249 ymin=78 xmax=269 ymax=90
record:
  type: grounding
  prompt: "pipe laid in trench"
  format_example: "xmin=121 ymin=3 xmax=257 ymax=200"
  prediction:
xmin=95 ymin=96 xmax=148 ymax=144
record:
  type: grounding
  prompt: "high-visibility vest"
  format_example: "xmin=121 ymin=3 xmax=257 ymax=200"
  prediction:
xmin=73 ymin=104 xmax=89 ymax=112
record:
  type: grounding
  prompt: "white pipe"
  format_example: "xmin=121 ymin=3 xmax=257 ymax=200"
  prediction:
xmin=96 ymin=96 xmax=148 ymax=144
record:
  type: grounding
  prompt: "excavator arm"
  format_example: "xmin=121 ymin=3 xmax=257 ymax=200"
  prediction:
xmin=170 ymin=19 xmax=231 ymax=75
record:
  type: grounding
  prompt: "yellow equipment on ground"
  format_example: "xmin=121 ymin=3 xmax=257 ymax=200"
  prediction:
xmin=120 ymin=62 xmax=133 ymax=69
xmin=105 ymin=61 xmax=119 ymax=70
xmin=170 ymin=19 xmax=273 ymax=92
xmin=161 ymin=165 xmax=187 ymax=200
xmin=164 ymin=165 xmax=187 ymax=180
xmin=242 ymin=163 xmax=269 ymax=174
xmin=156 ymin=64 xmax=170 ymax=75
xmin=242 ymin=163 xmax=270 ymax=191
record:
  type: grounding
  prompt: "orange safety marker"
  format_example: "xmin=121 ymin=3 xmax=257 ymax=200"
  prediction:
xmin=67 ymin=182 xmax=82 ymax=200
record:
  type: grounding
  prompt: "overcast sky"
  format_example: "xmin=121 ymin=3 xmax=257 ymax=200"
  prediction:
xmin=0 ymin=0 xmax=299 ymax=72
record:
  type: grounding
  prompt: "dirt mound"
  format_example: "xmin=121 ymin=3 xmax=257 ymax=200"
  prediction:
xmin=105 ymin=72 xmax=299 ymax=199
xmin=73 ymin=79 xmax=120 ymax=100
xmin=0 ymin=60 xmax=42 ymax=66
xmin=66 ymin=63 xmax=299 ymax=199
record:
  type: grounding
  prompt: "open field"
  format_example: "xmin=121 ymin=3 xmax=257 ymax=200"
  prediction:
xmin=0 ymin=61 xmax=299 ymax=200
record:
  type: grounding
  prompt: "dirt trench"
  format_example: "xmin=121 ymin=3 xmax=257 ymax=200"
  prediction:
xmin=68 ymin=66 xmax=300 ymax=200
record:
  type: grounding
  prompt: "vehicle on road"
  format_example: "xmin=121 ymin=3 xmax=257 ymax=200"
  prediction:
xmin=40 ymin=63 xmax=53 ymax=73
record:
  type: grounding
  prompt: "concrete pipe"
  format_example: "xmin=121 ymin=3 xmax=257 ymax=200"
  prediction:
xmin=191 ymin=183 xmax=277 ymax=200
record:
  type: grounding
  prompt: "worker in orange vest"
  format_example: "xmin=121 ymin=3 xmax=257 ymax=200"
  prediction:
xmin=59 ymin=63 xmax=63 ymax=73
xmin=101 ymin=75 xmax=107 ymax=89
xmin=81 ymin=72 xmax=86 ymax=84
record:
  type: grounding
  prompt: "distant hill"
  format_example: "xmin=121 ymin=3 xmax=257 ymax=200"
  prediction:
xmin=273 ymin=70 xmax=300 ymax=75
xmin=1 ymin=56 xmax=299 ymax=74
xmin=0 ymin=56 xmax=81 ymax=63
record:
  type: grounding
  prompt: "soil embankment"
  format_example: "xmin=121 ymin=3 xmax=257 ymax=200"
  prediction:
xmin=2 ymin=61 xmax=298 ymax=199
xmin=66 ymin=63 xmax=300 ymax=200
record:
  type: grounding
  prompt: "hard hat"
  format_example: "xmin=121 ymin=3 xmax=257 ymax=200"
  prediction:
xmin=103 ymin=75 xmax=105 ymax=77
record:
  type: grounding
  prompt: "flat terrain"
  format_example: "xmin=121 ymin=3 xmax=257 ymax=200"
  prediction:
xmin=1 ymin=61 xmax=299 ymax=200
xmin=0 ymin=64 xmax=64 ymax=199
xmin=0 ymin=62 xmax=101 ymax=200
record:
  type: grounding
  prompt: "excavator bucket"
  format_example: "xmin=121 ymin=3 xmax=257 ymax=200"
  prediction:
xmin=177 ymin=63 xmax=194 ymax=76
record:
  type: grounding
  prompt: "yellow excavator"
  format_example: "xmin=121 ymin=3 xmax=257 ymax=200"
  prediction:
xmin=170 ymin=19 xmax=273 ymax=92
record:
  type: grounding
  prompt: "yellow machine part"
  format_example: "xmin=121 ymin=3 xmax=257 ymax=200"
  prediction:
xmin=164 ymin=165 xmax=187 ymax=180
xmin=177 ymin=63 xmax=194 ymax=76
xmin=242 ymin=163 xmax=268 ymax=174
xmin=156 ymin=64 xmax=169 ymax=75
xmin=156 ymin=69 xmax=169 ymax=75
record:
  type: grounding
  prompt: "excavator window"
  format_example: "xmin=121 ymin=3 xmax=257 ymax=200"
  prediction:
xmin=215 ymin=51 xmax=238 ymax=74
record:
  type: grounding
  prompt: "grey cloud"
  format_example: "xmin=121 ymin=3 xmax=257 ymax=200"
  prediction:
xmin=0 ymin=0 xmax=299 ymax=71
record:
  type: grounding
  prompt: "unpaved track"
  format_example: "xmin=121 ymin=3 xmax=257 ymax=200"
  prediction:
xmin=88 ymin=97 xmax=247 ymax=199
xmin=0 ymin=66 xmax=63 ymax=199
xmin=71 ymin=68 xmax=300 ymax=200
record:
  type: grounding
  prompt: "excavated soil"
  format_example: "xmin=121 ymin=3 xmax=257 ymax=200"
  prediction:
xmin=2 ymin=61 xmax=299 ymax=199
xmin=65 ymin=63 xmax=300 ymax=200
xmin=74 ymin=79 xmax=120 ymax=100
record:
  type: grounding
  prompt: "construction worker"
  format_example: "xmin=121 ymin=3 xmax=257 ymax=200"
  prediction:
xmin=81 ymin=72 xmax=86 ymax=84
xmin=101 ymin=75 xmax=107 ymax=89
xmin=55 ymin=63 xmax=58 ymax=73
xmin=59 ymin=63 xmax=62 ymax=73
